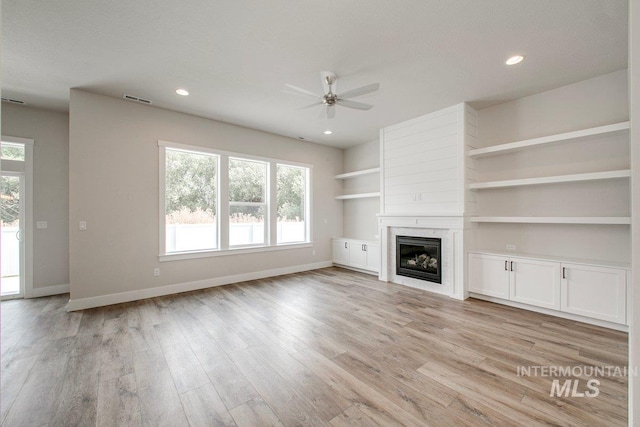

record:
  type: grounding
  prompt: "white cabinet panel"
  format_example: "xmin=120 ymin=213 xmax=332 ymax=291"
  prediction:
xmin=561 ymin=263 xmax=626 ymax=324
xmin=349 ymin=243 xmax=367 ymax=268
xmin=509 ymin=257 xmax=561 ymax=310
xmin=365 ymin=244 xmax=380 ymax=272
xmin=468 ymin=253 xmax=509 ymax=299
xmin=332 ymin=239 xmax=349 ymax=265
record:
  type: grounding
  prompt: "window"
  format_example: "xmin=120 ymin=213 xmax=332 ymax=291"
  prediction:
xmin=1 ymin=142 xmax=25 ymax=161
xmin=159 ymin=141 xmax=311 ymax=259
xmin=164 ymin=148 xmax=218 ymax=253
xmin=229 ymin=158 xmax=267 ymax=246
xmin=277 ymin=164 xmax=307 ymax=243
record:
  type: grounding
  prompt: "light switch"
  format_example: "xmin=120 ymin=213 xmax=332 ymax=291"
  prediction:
xmin=36 ymin=221 xmax=48 ymax=229
xmin=79 ymin=221 xmax=87 ymax=231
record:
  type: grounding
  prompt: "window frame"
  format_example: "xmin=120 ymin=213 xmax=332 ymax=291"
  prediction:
xmin=158 ymin=140 xmax=312 ymax=262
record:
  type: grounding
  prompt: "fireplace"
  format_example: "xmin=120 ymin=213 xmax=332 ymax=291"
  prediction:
xmin=396 ymin=236 xmax=442 ymax=284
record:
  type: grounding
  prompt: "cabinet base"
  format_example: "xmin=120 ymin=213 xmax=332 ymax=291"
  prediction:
xmin=469 ymin=293 xmax=628 ymax=332
xmin=332 ymin=263 xmax=379 ymax=276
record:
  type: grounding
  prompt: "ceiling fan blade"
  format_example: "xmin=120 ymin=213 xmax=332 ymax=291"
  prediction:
xmin=284 ymin=84 xmax=321 ymax=98
xmin=298 ymin=101 xmax=322 ymax=110
xmin=339 ymin=82 xmax=380 ymax=99
xmin=336 ymin=99 xmax=373 ymax=110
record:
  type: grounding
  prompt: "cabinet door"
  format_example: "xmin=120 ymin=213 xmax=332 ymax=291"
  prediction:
xmin=468 ymin=253 xmax=509 ymax=299
xmin=332 ymin=239 xmax=350 ymax=265
xmin=561 ymin=263 xmax=626 ymax=324
xmin=349 ymin=242 xmax=367 ymax=268
xmin=365 ymin=244 xmax=380 ymax=273
xmin=509 ymin=257 xmax=561 ymax=310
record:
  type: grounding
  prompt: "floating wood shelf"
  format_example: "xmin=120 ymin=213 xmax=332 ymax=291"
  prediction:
xmin=335 ymin=192 xmax=381 ymax=200
xmin=467 ymin=121 xmax=630 ymax=158
xmin=469 ymin=169 xmax=631 ymax=190
xmin=470 ymin=216 xmax=631 ymax=225
xmin=335 ymin=167 xmax=381 ymax=180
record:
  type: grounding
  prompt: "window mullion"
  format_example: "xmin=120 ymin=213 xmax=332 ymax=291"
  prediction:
xmin=219 ymin=155 xmax=230 ymax=250
xmin=268 ymin=162 xmax=277 ymax=246
xmin=159 ymin=147 xmax=167 ymax=255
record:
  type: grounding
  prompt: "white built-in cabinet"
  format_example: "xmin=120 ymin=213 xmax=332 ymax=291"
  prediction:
xmin=332 ymin=238 xmax=380 ymax=274
xmin=469 ymin=252 xmax=628 ymax=326
xmin=561 ymin=263 xmax=626 ymax=324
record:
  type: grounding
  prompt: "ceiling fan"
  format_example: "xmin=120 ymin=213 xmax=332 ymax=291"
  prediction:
xmin=285 ymin=71 xmax=380 ymax=119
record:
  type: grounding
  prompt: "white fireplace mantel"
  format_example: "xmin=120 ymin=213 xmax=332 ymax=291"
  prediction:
xmin=378 ymin=213 xmax=466 ymax=230
xmin=377 ymin=214 xmax=469 ymax=301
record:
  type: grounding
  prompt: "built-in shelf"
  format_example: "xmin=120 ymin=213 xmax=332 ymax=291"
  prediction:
xmin=470 ymin=216 xmax=631 ymax=225
xmin=335 ymin=192 xmax=381 ymax=200
xmin=467 ymin=121 xmax=630 ymax=158
xmin=335 ymin=167 xmax=380 ymax=180
xmin=469 ymin=169 xmax=631 ymax=190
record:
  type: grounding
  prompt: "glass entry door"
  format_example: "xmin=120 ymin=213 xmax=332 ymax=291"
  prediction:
xmin=1 ymin=173 xmax=24 ymax=298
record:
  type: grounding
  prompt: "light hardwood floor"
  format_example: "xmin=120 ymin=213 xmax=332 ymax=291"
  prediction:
xmin=1 ymin=267 xmax=628 ymax=426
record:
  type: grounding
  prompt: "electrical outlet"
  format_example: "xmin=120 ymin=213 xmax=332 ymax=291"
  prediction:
xmin=79 ymin=221 xmax=87 ymax=231
xmin=153 ymin=268 xmax=160 ymax=277
xmin=506 ymin=244 xmax=516 ymax=251
xmin=36 ymin=221 xmax=48 ymax=229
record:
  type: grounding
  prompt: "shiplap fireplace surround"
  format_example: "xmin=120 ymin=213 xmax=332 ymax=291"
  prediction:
xmin=378 ymin=103 xmax=477 ymax=300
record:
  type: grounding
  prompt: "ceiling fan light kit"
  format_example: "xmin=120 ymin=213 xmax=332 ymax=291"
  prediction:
xmin=286 ymin=71 xmax=380 ymax=119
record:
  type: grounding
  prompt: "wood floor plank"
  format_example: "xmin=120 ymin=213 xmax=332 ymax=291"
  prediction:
xmin=230 ymin=396 xmax=284 ymax=427
xmin=0 ymin=268 xmax=629 ymax=425
xmin=180 ymin=383 xmax=236 ymax=427
xmin=2 ymin=354 xmax=68 ymax=427
xmin=96 ymin=373 xmax=142 ymax=427
xmin=50 ymin=351 xmax=101 ymax=427
xmin=231 ymin=346 xmax=331 ymax=426
xmin=0 ymin=355 xmax=37 ymax=424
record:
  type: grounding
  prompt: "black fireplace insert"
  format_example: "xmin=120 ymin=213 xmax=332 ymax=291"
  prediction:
xmin=396 ymin=236 xmax=442 ymax=284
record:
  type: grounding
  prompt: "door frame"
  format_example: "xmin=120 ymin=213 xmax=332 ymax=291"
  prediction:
xmin=1 ymin=136 xmax=34 ymax=299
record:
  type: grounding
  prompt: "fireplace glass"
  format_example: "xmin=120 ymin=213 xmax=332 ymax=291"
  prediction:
xmin=396 ymin=236 xmax=442 ymax=284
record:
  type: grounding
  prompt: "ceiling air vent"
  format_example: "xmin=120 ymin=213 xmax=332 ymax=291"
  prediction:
xmin=123 ymin=94 xmax=152 ymax=105
xmin=1 ymin=97 xmax=25 ymax=105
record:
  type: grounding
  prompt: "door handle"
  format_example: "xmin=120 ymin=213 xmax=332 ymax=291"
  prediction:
xmin=344 ymin=242 xmax=347 ymax=249
xmin=15 ymin=229 xmax=21 ymax=241
xmin=510 ymin=261 xmax=514 ymax=271
xmin=363 ymin=245 xmax=367 ymax=252
xmin=504 ymin=260 xmax=508 ymax=271
xmin=562 ymin=267 xmax=566 ymax=279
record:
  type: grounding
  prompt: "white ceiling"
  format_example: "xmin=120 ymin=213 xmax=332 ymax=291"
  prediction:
xmin=2 ymin=0 xmax=628 ymax=148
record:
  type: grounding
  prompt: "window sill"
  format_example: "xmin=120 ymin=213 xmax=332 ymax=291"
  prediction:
xmin=159 ymin=242 xmax=313 ymax=262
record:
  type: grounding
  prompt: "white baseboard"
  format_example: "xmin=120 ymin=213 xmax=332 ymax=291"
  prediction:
xmin=30 ymin=283 xmax=70 ymax=298
xmin=66 ymin=261 xmax=332 ymax=311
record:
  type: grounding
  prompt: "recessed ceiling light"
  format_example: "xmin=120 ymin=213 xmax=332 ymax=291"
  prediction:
xmin=505 ymin=55 xmax=524 ymax=66
xmin=324 ymin=130 xmax=333 ymax=135
xmin=176 ymin=88 xmax=189 ymax=96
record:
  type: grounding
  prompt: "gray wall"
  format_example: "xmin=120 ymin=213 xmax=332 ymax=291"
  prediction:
xmin=69 ymin=89 xmax=343 ymax=302
xmin=2 ymin=104 xmax=70 ymax=289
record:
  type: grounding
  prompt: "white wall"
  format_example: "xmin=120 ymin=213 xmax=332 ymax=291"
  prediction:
xmin=342 ymin=139 xmax=380 ymax=240
xmin=2 ymin=104 xmax=70 ymax=289
xmin=68 ymin=90 xmax=343 ymax=304
xmin=476 ymin=70 xmax=630 ymax=263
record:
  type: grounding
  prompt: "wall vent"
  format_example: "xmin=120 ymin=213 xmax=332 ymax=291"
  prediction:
xmin=1 ymin=97 xmax=25 ymax=105
xmin=122 ymin=94 xmax=152 ymax=104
